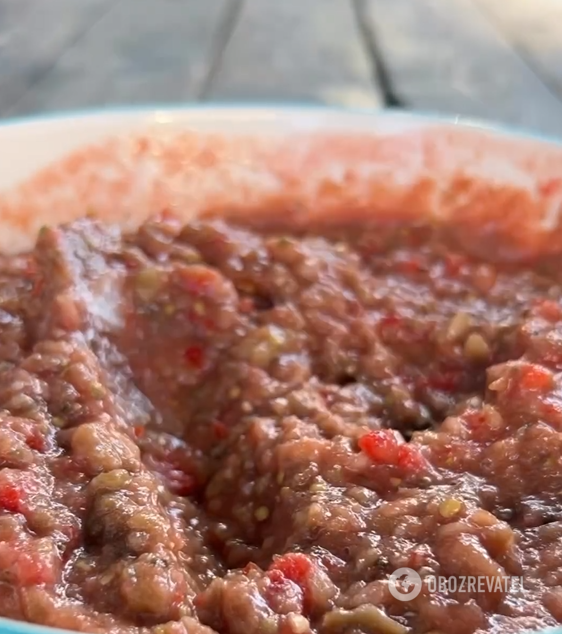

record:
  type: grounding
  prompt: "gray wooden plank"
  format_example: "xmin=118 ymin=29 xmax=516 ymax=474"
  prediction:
xmin=473 ymin=0 xmax=562 ymax=100
xmin=208 ymin=0 xmax=382 ymax=107
xmin=0 ymin=0 xmax=116 ymax=116
xmin=0 ymin=0 xmax=32 ymax=26
xmin=8 ymin=0 xmax=228 ymax=117
xmin=358 ymin=0 xmax=562 ymax=137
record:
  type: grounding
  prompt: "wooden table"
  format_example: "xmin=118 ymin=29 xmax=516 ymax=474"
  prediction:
xmin=1 ymin=0 xmax=562 ymax=137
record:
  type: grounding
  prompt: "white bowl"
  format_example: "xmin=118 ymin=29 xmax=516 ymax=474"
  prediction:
xmin=2 ymin=105 xmax=562 ymax=262
xmin=1 ymin=105 xmax=562 ymax=634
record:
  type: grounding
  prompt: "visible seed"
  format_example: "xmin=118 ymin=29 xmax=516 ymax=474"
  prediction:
xmin=193 ymin=301 xmax=206 ymax=316
xmin=276 ymin=472 xmax=284 ymax=485
xmin=229 ymin=386 xmax=241 ymax=399
xmin=464 ymin=332 xmax=490 ymax=361
xmin=52 ymin=416 xmax=65 ymax=428
xmin=90 ymin=383 xmax=105 ymax=400
xmin=439 ymin=498 xmax=463 ymax=519
xmin=390 ymin=477 xmax=402 ymax=487
xmin=99 ymin=570 xmax=114 ymax=585
xmin=272 ymin=398 xmax=288 ymax=415
xmin=236 ymin=325 xmax=287 ymax=367
xmin=173 ymin=247 xmax=201 ymax=264
xmin=284 ymin=614 xmax=310 ymax=634
xmin=310 ymin=481 xmax=327 ymax=493
xmin=135 ymin=267 xmax=162 ymax=302
xmin=269 ymin=327 xmax=286 ymax=346
xmin=255 ymin=506 xmax=270 ymax=522
xmin=488 ymin=377 xmax=506 ymax=391
xmin=261 ymin=617 xmax=278 ymax=634
xmin=75 ymin=560 xmax=91 ymax=571
xmin=241 ymin=401 xmax=253 ymax=413
xmin=446 ymin=312 xmax=472 ymax=341
xmin=478 ymin=405 xmax=503 ymax=431
xmin=163 ymin=304 xmax=176 ymax=316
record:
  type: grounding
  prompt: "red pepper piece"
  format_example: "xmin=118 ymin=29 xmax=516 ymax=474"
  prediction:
xmin=269 ymin=553 xmax=313 ymax=586
xmin=0 ymin=483 xmax=21 ymax=513
xmin=184 ymin=345 xmax=205 ymax=369
xmin=519 ymin=365 xmax=553 ymax=392
xmin=359 ymin=430 xmax=426 ymax=473
xmin=358 ymin=430 xmax=401 ymax=463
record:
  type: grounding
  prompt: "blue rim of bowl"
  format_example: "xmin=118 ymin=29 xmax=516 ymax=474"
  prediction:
xmin=0 ymin=101 xmax=562 ymax=634
xmin=0 ymin=102 xmax=561 ymax=148
xmin=0 ymin=617 xmax=77 ymax=634
xmin=0 ymin=617 xmax=561 ymax=634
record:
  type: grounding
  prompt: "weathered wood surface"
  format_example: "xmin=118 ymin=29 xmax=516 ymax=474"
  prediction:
xmin=5 ymin=0 xmax=229 ymax=116
xmin=207 ymin=0 xmax=382 ymax=107
xmin=474 ymin=0 xmax=562 ymax=101
xmin=358 ymin=0 xmax=562 ymax=136
xmin=0 ymin=0 xmax=115 ymax=114
xmin=1 ymin=0 xmax=562 ymax=138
